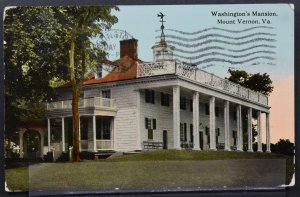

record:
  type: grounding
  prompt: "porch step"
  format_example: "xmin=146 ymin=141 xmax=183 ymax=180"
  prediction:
xmin=94 ymin=151 xmax=116 ymax=159
xmin=106 ymin=152 xmax=123 ymax=159
xmin=123 ymin=150 xmax=143 ymax=155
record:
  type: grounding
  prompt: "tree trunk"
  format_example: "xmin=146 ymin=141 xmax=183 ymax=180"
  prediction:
xmin=72 ymin=92 xmax=80 ymax=162
xmin=69 ymin=38 xmax=80 ymax=162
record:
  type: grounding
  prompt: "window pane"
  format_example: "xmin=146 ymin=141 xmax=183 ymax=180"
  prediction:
xmin=102 ymin=90 xmax=111 ymax=98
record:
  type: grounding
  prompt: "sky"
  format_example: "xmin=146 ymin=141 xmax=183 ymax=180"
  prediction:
xmin=104 ymin=4 xmax=294 ymax=143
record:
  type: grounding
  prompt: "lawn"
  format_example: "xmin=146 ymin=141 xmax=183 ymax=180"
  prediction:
xmin=5 ymin=166 xmax=28 ymax=192
xmin=5 ymin=150 xmax=294 ymax=193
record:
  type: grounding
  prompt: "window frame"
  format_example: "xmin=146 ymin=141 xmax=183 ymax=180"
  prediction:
xmin=161 ymin=92 xmax=170 ymax=106
xmin=145 ymin=89 xmax=155 ymax=104
xmin=102 ymin=89 xmax=111 ymax=99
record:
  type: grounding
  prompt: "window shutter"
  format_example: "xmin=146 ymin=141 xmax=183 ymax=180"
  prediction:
xmin=216 ymin=128 xmax=220 ymax=136
xmin=145 ymin=118 xmax=149 ymax=129
xmin=152 ymin=119 xmax=156 ymax=130
xmin=184 ymin=123 xmax=187 ymax=141
xmin=205 ymin=127 xmax=210 ymax=135
xmin=145 ymin=90 xmax=149 ymax=103
xmin=233 ymin=130 xmax=237 ymax=138
xmin=190 ymin=125 xmax=194 ymax=143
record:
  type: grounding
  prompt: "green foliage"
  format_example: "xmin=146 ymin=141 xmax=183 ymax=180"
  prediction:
xmin=4 ymin=7 xmax=118 ymax=145
xmin=271 ymin=139 xmax=294 ymax=156
xmin=227 ymin=69 xmax=274 ymax=96
xmin=227 ymin=69 xmax=273 ymax=144
xmin=4 ymin=7 xmax=68 ymax=142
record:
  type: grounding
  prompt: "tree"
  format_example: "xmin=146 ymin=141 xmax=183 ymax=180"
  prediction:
xmin=226 ymin=69 xmax=273 ymax=147
xmin=4 ymin=7 xmax=118 ymax=162
xmin=55 ymin=7 xmax=118 ymax=161
xmin=4 ymin=7 xmax=70 ymax=145
xmin=271 ymin=139 xmax=294 ymax=156
xmin=227 ymin=69 xmax=273 ymax=96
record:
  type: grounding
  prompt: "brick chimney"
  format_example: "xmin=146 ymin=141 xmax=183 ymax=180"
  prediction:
xmin=120 ymin=39 xmax=138 ymax=60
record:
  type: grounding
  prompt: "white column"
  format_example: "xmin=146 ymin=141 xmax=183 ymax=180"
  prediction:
xmin=247 ymin=108 xmax=253 ymax=152
xmin=236 ymin=105 xmax=243 ymax=151
xmin=209 ymin=96 xmax=216 ymax=150
xmin=47 ymin=118 xmax=51 ymax=152
xmin=224 ymin=100 xmax=230 ymax=151
xmin=61 ymin=117 xmax=65 ymax=152
xmin=111 ymin=117 xmax=115 ymax=150
xmin=173 ymin=86 xmax=181 ymax=150
xmin=266 ymin=113 xmax=271 ymax=153
xmin=257 ymin=111 xmax=262 ymax=152
xmin=136 ymin=90 xmax=141 ymax=150
xmin=93 ymin=115 xmax=97 ymax=152
xmin=193 ymin=91 xmax=200 ymax=150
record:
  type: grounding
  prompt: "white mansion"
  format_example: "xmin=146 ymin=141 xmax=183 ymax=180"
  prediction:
xmin=19 ymin=38 xmax=271 ymax=159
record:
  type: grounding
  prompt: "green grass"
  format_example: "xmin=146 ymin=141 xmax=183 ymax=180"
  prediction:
xmin=5 ymin=150 xmax=294 ymax=192
xmin=106 ymin=150 xmax=289 ymax=161
xmin=5 ymin=167 xmax=29 ymax=191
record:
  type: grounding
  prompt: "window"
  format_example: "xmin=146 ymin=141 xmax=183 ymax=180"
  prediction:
xmin=190 ymin=99 xmax=193 ymax=112
xmin=80 ymin=93 xmax=84 ymax=99
xmin=180 ymin=123 xmax=187 ymax=142
xmin=96 ymin=64 xmax=102 ymax=78
xmin=145 ymin=118 xmax=156 ymax=130
xmin=102 ymin=90 xmax=111 ymax=98
xmin=161 ymin=92 xmax=170 ymax=106
xmin=205 ymin=104 xmax=209 ymax=115
xmin=180 ymin=97 xmax=186 ymax=110
xmin=148 ymin=129 xmax=153 ymax=140
xmin=180 ymin=123 xmax=184 ymax=141
xmin=145 ymin=89 xmax=155 ymax=104
xmin=96 ymin=117 xmax=112 ymax=140
xmin=80 ymin=117 xmax=88 ymax=140
xmin=184 ymin=123 xmax=187 ymax=141
xmin=190 ymin=124 xmax=193 ymax=143
xmin=216 ymin=128 xmax=220 ymax=144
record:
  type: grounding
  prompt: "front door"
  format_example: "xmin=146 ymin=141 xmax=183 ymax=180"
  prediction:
xmin=199 ymin=131 xmax=203 ymax=150
xmin=163 ymin=130 xmax=168 ymax=149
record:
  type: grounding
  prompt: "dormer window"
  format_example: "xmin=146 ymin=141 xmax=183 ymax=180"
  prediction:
xmin=95 ymin=64 xmax=103 ymax=79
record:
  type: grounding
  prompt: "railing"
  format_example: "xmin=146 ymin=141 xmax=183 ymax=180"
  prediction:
xmin=137 ymin=61 xmax=268 ymax=106
xmin=47 ymin=97 xmax=116 ymax=110
xmin=96 ymin=140 xmax=113 ymax=150
xmin=80 ymin=140 xmax=88 ymax=151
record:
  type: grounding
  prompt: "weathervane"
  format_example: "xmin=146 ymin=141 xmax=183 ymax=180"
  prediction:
xmin=157 ymin=12 xmax=166 ymax=43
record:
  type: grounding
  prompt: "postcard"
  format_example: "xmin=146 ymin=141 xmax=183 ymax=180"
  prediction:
xmin=3 ymin=3 xmax=294 ymax=195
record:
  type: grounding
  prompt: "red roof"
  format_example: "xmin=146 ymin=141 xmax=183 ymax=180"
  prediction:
xmin=60 ymin=55 xmax=139 ymax=88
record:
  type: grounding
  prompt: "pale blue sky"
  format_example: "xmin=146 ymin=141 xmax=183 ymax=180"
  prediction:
xmin=107 ymin=4 xmax=294 ymax=80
